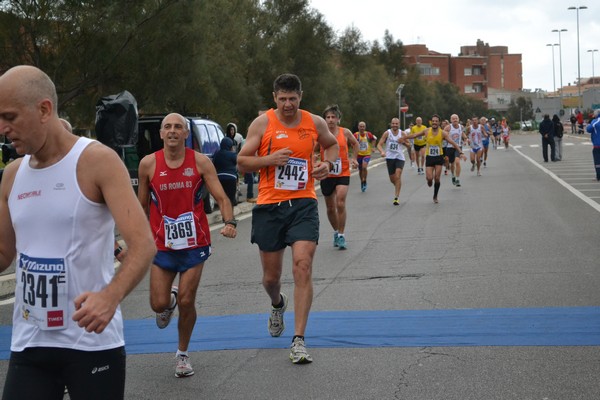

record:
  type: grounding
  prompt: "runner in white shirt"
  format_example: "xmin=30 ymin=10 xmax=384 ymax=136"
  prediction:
xmin=377 ymin=117 xmax=406 ymax=205
xmin=444 ymin=114 xmax=468 ymax=187
xmin=467 ymin=116 xmax=486 ymax=176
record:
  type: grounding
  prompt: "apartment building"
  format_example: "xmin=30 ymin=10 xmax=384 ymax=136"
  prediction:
xmin=404 ymin=39 xmax=523 ymax=108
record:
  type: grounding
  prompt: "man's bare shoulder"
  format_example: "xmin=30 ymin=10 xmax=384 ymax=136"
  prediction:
xmin=80 ymin=140 xmax=122 ymax=167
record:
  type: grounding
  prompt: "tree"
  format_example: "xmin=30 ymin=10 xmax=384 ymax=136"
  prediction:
xmin=507 ymin=96 xmax=534 ymax=124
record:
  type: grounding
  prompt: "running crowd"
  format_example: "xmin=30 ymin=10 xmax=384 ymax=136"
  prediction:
xmin=5 ymin=67 xmax=593 ymax=400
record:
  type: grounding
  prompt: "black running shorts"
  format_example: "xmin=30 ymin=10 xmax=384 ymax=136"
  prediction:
xmin=251 ymin=198 xmax=319 ymax=252
xmin=3 ymin=346 xmax=126 ymax=400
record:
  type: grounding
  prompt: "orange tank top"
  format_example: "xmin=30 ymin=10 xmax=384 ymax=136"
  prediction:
xmin=322 ymin=127 xmax=349 ymax=178
xmin=257 ymin=109 xmax=318 ymax=204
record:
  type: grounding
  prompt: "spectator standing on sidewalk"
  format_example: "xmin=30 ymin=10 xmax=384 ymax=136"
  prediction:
xmin=570 ymin=114 xmax=577 ymax=134
xmin=226 ymin=123 xmax=243 ymax=152
xmin=213 ymin=137 xmax=239 ymax=206
xmin=552 ymin=115 xmax=564 ymax=161
xmin=585 ymin=109 xmax=600 ymax=181
xmin=539 ymin=114 xmax=556 ymax=162
xmin=576 ymin=110 xmax=584 ymax=134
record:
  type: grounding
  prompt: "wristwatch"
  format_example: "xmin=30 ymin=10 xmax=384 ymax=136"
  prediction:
xmin=223 ymin=219 xmax=238 ymax=228
xmin=114 ymin=246 xmax=123 ymax=258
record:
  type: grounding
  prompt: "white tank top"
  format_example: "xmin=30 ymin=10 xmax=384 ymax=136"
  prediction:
xmin=449 ymin=124 xmax=464 ymax=147
xmin=8 ymin=137 xmax=124 ymax=352
xmin=469 ymin=125 xmax=483 ymax=149
xmin=385 ymin=129 xmax=405 ymax=161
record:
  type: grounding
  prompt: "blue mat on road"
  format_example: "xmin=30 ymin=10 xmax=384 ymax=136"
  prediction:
xmin=1 ymin=307 xmax=599 ymax=359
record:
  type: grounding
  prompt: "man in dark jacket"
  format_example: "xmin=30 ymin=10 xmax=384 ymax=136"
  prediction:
xmin=539 ymin=114 xmax=556 ymax=162
xmin=213 ymin=137 xmax=238 ymax=206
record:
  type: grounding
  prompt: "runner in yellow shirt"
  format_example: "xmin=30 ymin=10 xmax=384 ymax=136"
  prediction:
xmin=353 ymin=121 xmax=377 ymax=192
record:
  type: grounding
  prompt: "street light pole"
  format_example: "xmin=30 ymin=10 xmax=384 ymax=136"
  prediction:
xmin=588 ymin=49 xmax=598 ymax=85
xmin=396 ymin=84 xmax=405 ymax=130
xmin=552 ymin=29 xmax=567 ymax=95
xmin=568 ymin=6 xmax=588 ymax=110
xmin=546 ymin=44 xmax=558 ymax=93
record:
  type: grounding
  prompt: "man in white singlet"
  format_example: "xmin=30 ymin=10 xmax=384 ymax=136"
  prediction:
xmin=377 ymin=117 xmax=406 ymax=205
xmin=444 ymin=114 xmax=467 ymax=187
xmin=467 ymin=116 xmax=486 ymax=176
xmin=0 ymin=66 xmax=156 ymax=400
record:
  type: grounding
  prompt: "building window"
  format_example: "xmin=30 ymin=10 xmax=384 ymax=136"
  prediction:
xmin=464 ymin=85 xmax=474 ymax=93
xmin=418 ymin=64 xmax=440 ymax=76
xmin=473 ymin=83 xmax=483 ymax=93
xmin=472 ymin=66 xmax=482 ymax=75
xmin=464 ymin=68 xmax=472 ymax=76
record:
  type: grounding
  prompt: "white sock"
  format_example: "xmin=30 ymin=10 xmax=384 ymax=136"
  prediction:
xmin=176 ymin=350 xmax=188 ymax=357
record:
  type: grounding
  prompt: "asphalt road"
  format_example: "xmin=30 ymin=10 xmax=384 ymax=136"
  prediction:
xmin=1 ymin=131 xmax=599 ymax=399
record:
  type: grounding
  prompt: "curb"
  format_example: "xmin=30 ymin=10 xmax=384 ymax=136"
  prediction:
xmin=0 ymin=201 xmax=257 ymax=301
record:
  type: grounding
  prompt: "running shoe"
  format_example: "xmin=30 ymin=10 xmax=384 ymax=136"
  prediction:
xmin=156 ymin=286 xmax=178 ymax=329
xmin=455 ymin=179 xmax=461 ymax=187
xmin=452 ymin=177 xmax=456 ymax=185
xmin=470 ymin=164 xmax=475 ymax=172
xmin=175 ymin=354 xmax=194 ymax=378
xmin=268 ymin=292 xmax=288 ymax=337
xmin=337 ymin=235 xmax=347 ymax=250
xmin=362 ymin=182 xmax=367 ymax=192
xmin=444 ymin=169 xmax=448 ymax=175
xmin=483 ymin=161 xmax=487 ymax=167
xmin=393 ymin=198 xmax=399 ymax=206
xmin=333 ymin=232 xmax=339 ymax=247
xmin=290 ymin=337 xmax=313 ymax=364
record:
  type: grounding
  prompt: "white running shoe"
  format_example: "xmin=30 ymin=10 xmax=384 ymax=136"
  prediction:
xmin=268 ymin=293 xmax=288 ymax=337
xmin=175 ymin=354 xmax=194 ymax=378
xmin=156 ymin=286 xmax=178 ymax=329
xmin=290 ymin=337 xmax=313 ymax=364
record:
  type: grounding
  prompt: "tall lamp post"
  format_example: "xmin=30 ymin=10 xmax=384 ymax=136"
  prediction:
xmin=546 ymin=43 xmax=558 ymax=93
xmin=552 ymin=29 xmax=567 ymax=96
xmin=588 ymin=49 xmax=598 ymax=85
xmin=396 ymin=84 xmax=405 ymax=129
xmin=568 ymin=6 xmax=588 ymax=110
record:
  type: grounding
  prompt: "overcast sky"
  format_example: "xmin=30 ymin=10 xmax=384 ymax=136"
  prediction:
xmin=309 ymin=0 xmax=599 ymax=92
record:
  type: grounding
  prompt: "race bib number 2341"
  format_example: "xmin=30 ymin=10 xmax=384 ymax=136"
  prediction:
xmin=17 ymin=254 xmax=67 ymax=330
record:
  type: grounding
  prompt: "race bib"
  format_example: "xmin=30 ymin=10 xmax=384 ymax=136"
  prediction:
xmin=17 ymin=254 xmax=68 ymax=330
xmin=164 ymin=211 xmax=197 ymax=250
xmin=275 ymin=157 xmax=308 ymax=190
xmin=330 ymin=158 xmax=342 ymax=176
xmin=359 ymin=141 xmax=369 ymax=152
xmin=428 ymin=145 xmax=441 ymax=156
xmin=388 ymin=142 xmax=399 ymax=152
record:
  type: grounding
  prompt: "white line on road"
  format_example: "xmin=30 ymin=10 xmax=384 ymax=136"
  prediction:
xmin=513 ymin=146 xmax=600 ymax=214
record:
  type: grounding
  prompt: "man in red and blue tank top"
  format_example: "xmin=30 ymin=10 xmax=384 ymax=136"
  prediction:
xmin=138 ymin=113 xmax=237 ymax=378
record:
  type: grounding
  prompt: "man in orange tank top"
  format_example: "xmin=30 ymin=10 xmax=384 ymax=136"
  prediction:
xmin=238 ymin=74 xmax=339 ymax=364
xmin=319 ymin=104 xmax=359 ymax=250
